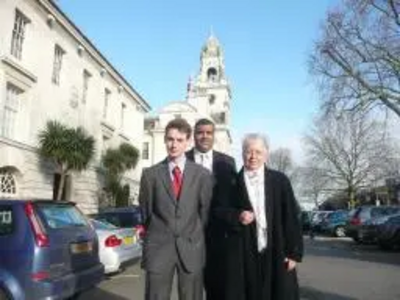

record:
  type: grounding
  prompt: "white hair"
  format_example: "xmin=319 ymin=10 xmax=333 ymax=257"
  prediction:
xmin=242 ymin=133 xmax=269 ymax=152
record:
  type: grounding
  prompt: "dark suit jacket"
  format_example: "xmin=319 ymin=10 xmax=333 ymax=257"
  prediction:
xmin=138 ymin=159 xmax=213 ymax=273
xmin=186 ymin=149 xmax=237 ymax=236
xmin=225 ymin=167 xmax=303 ymax=300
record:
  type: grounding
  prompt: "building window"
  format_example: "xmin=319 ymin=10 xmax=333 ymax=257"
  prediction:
xmin=120 ymin=103 xmax=126 ymax=129
xmin=10 ymin=10 xmax=29 ymax=60
xmin=103 ymin=89 xmax=111 ymax=119
xmin=1 ymin=83 xmax=22 ymax=139
xmin=52 ymin=45 xmax=65 ymax=85
xmin=142 ymin=142 xmax=149 ymax=160
xmin=0 ymin=168 xmax=17 ymax=197
xmin=220 ymin=112 xmax=226 ymax=123
xmin=207 ymin=68 xmax=218 ymax=82
xmin=82 ymin=70 xmax=91 ymax=103
xmin=212 ymin=112 xmax=226 ymax=124
xmin=209 ymin=94 xmax=216 ymax=105
xmin=144 ymin=119 xmax=156 ymax=130
xmin=101 ymin=135 xmax=111 ymax=158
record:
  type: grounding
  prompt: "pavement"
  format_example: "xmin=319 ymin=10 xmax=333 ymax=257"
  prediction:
xmin=79 ymin=236 xmax=400 ymax=300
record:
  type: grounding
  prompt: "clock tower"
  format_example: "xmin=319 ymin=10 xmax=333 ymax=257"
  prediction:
xmin=187 ymin=34 xmax=232 ymax=153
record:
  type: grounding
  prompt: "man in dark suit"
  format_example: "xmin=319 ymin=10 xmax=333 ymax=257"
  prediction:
xmin=139 ymin=118 xmax=213 ymax=300
xmin=224 ymin=133 xmax=303 ymax=300
xmin=186 ymin=118 xmax=237 ymax=300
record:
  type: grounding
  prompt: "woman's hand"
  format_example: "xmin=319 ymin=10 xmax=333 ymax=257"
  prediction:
xmin=239 ymin=210 xmax=255 ymax=225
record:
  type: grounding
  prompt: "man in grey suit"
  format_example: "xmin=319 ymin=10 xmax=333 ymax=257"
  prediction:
xmin=139 ymin=118 xmax=213 ymax=300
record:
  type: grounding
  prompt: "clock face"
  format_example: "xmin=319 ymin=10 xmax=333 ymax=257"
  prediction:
xmin=205 ymin=58 xmax=217 ymax=67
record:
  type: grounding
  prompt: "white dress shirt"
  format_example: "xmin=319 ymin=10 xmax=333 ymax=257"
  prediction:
xmin=244 ymin=166 xmax=267 ymax=252
xmin=168 ymin=155 xmax=186 ymax=180
xmin=194 ymin=149 xmax=213 ymax=172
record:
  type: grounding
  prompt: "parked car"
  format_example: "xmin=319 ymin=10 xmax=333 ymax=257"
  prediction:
xmin=0 ymin=199 xmax=104 ymax=300
xmin=310 ymin=211 xmax=331 ymax=234
xmin=346 ymin=205 xmax=400 ymax=243
xmin=320 ymin=210 xmax=349 ymax=237
xmin=376 ymin=213 xmax=400 ymax=250
xmin=91 ymin=206 xmax=145 ymax=240
xmin=301 ymin=211 xmax=313 ymax=232
xmin=90 ymin=219 xmax=142 ymax=274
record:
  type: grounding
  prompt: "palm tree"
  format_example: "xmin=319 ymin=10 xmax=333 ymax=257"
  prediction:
xmin=101 ymin=142 xmax=139 ymax=207
xmin=38 ymin=120 xmax=95 ymax=201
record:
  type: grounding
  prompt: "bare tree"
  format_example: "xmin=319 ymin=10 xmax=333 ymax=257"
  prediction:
xmin=268 ymin=147 xmax=293 ymax=174
xmin=297 ymin=165 xmax=332 ymax=209
xmin=309 ymin=0 xmax=400 ymax=117
xmin=268 ymin=148 xmax=303 ymax=199
xmin=304 ymin=111 xmax=398 ymax=207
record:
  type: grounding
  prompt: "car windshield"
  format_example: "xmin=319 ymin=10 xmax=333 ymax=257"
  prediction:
xmin=97 ymin=211 xmax=143 ymax=227
xmin=388 ymin=215 xmax=400 ymax=225
xmin=331 ymin=211 xmax=347 ymax=219
xmin=371 ymin=207 xmax=400 ymax=218
xmin=348 ymin=209 xmax=358 ymax=218
xmin=37 ymin=203 xmax=87 ymax=229
xmin=91 ymin=219 xmax=118 ymax=230
xmin=329 ymin=212 xmax=339 ymax=219
xmin=313 ymin=212 xmax=328 ymax=222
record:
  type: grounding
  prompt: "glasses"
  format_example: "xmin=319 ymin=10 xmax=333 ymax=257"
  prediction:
xmin=244 ymin=150 xmax=264 ymax=157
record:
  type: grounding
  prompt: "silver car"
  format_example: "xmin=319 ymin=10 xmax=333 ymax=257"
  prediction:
xmin=90 ymin=219 xmax=142 ymax=274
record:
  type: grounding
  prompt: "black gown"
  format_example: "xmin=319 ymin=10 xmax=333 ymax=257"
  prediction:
xmin=222 ymin=167 xmax=303 ymax=300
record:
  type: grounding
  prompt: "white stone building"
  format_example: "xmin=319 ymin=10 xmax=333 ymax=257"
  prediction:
xmin=142 ymin=35 xmax=232 ymax=167
xmin=0 ymin=0 xmax=151 ymax=212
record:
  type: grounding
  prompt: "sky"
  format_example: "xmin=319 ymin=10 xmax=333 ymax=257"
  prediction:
xmin=58 ymin=0 xmax=339 ymax=164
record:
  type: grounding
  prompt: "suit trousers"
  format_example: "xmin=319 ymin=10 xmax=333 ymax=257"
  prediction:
xmin=145 ymin=252 xmax=203 ymax=300
xmin=204 ymin=233 xmax=227 ymax=300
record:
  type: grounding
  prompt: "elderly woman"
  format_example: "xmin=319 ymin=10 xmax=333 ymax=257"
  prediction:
xmin=223 ymin=133 xmax=303 ymax=300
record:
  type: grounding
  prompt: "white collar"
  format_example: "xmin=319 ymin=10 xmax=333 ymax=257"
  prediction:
xmin=168 ymin=155 xmax=186 ymax=173
xmin=194 ymin=149 xmax=213 ymax=159
xmin=244 ymin=166 xmax=264 ymax=179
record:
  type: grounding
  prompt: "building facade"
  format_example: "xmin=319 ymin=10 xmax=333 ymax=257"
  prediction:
xmin=142 ymin=35 xmax=232 ymax=167
xmin=0 ymin=0 xmax=151 ymax=212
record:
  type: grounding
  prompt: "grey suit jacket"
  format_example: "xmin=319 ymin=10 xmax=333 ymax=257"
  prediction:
xmin=138 ymin=159 xmax=213 ymax=273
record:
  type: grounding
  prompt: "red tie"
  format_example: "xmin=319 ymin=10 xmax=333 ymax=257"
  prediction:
xmin=172 ymin=166 xmax=182 ymax=198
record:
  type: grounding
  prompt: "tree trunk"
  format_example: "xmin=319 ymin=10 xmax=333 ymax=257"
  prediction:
xmin=348 ymin=187 xmax=356 ymax=209
xmin=56 ymin=172 xmax=66 ymax=201
xmin=313 ymin=194 xmax=319 ymax=210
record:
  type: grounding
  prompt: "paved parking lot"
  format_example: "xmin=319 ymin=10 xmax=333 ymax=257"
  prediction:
xmin=79 ymin=237 xmax=400 ymax=300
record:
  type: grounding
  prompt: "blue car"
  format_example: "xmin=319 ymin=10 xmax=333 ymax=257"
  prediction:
xmin=376 ymin=213 xmax=400 ymax=250
xmin=0 ymin=199 xmax=104 ymax=300
xmin=320 ymin=210 xmax=349 ymax=237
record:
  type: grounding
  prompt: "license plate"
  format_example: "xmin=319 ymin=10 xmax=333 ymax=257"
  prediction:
xmin=124 ymin=236 xmax=134 ymax=245
xmin=70 ymin=241 xmax=93 ymax=254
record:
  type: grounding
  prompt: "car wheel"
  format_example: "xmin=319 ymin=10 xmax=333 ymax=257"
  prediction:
xmin=335 ymin=226 xmax=346 ymax=238
xmin=0 ymin=289 xmax=10 ymax=300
